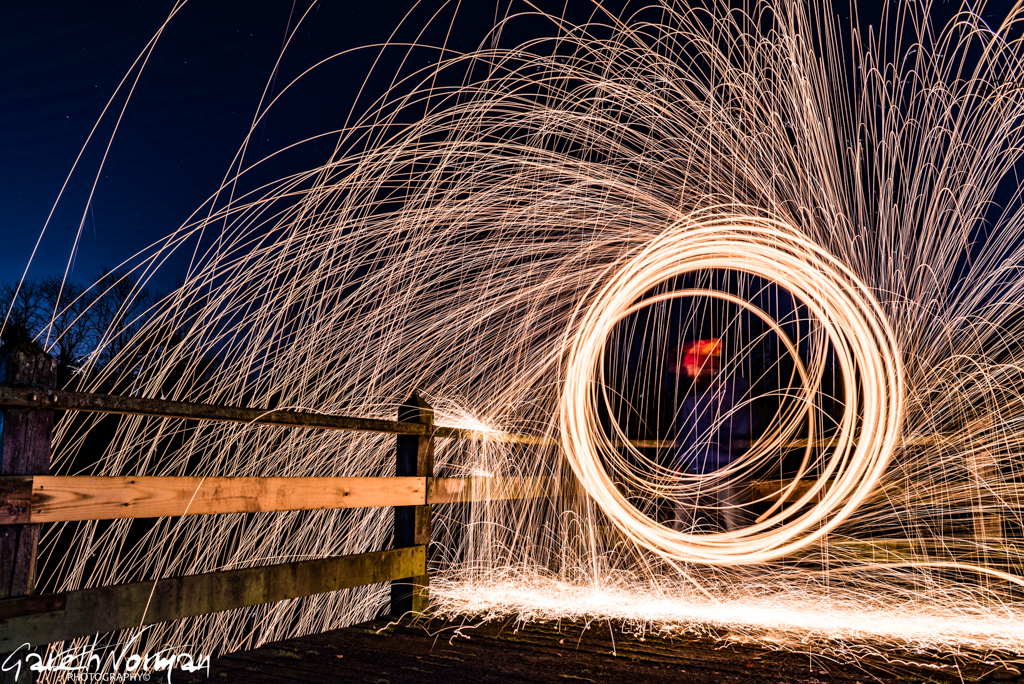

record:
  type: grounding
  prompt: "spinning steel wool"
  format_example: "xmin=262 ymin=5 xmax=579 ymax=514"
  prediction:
xmin=11 ymin=0 xmax=1024 ymax=671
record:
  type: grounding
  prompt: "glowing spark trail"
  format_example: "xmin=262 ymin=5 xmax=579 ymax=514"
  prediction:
xmin=560 ymin=214 xmax=904 ymax=564
xmin=13 ymin=0 xmax=1024 ymax=673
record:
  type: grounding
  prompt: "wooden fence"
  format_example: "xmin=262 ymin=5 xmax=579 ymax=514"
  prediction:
xmin=0 ymin=344 xmax=1009 ymax=664
xmin=0 ymin=345 xmax=557 ymax=662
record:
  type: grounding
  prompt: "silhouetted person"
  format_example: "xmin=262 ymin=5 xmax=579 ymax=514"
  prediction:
xmin=668 ymin=338 xmax=752 ymax=533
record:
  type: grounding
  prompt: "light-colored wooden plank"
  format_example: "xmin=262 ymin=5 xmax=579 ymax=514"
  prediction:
xmin=428 ymin=476 xmax=555 ymax=504
xmin=2 ymin=476 xmax=427 ymax=522
xmin=29 ymin=472 xmax=999 ymax=522
xmin=2 ymin=474 xmax=572 ymax=523
xmin=0 ymin=546 xmax=426 ymax=650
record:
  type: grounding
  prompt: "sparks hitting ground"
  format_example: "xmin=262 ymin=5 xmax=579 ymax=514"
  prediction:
xmin=11 ymin=0 xmax=1024 ymax=672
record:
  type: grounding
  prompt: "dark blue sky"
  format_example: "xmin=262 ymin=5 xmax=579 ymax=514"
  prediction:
xmin=1 ymin=1 xmax=1017 ymax=294
xmin=0 ymin=1 xmax=523 ymax=292
xmin=4 ymin=1 xmax=281 ymax=290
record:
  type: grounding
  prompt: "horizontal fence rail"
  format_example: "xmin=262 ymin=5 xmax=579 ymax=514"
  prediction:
xmin=0 ymin=385 xmax=446 ymax=437
xmin=4 ymin=385 xmax=945 ymax=450
xmin=0 ymin=546 xmax=426 ymax=651
xmin=0 ymin=476 xmax=428 ymax=523
xmin=0 ymin=475 xmax=557 ymax=524
xmin=3 ymin=474 xmax=946 ymax=525
xmin=0 ymin=385 xmax=551 ymax=445
xmin=429 ymin=476 xmax=554 ymax=504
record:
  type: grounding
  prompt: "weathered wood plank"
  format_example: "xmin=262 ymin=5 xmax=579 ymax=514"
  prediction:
xmin=0 ymin=385 xmax=452 ymax=438
xmin=0 ymin=476 xmax=427 ymax=523
xmin=0 ymin=594 xmax=64 ymax=621
xmin=0 ymin=478 xmax=32 ymax=525
xmin=428 ymin=476 xmax=555 ymax=504
xmin=0 ymin=349 xmax=57 ymax=478
xmin=0 ymin=347 xmax=57 ymax=684
xmin=0 ymin=546 xmax=426 ymax=650
xmin=0 ymin=345 xmax=55 ymax=682
xmin=0 ymin=527 xmax=38 ymax=602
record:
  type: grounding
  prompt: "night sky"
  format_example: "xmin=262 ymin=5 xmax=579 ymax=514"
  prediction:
xmin=0 ymin=1 xmax=528 ymax=291
xmin=1 ymin=1 xmax=1018 ymax=294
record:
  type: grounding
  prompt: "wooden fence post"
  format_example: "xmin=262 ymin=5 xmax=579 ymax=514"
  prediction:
xmin=391 ymin=392 xmax=433 ymax=616
xmin=0 ymin=343 xmax=56 ymax=683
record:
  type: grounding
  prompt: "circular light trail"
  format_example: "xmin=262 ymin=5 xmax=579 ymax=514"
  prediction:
xmin=560 ymin=214 xmax=904 ymax=565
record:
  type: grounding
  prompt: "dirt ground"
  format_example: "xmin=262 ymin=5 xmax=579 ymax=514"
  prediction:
xmin=173 ymin=615 xmax=1022 ymax=683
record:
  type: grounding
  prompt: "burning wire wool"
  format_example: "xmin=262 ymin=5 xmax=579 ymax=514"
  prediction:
xmin=16 ymin=0 xmax=1024 ymax=670
xmin=560 ymin=215 xmax=904 ymax=565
